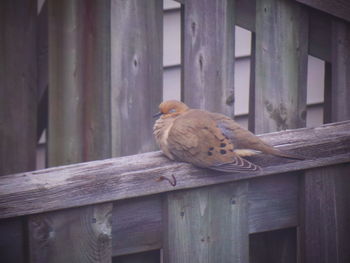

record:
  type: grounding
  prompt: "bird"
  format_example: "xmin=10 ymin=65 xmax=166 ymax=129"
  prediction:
xmin=153 ymin=100 xmax=303 ymax=173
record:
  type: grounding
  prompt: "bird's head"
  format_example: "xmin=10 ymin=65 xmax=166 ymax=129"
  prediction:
xmin=154 ymin=100 xmax=189 ymax=118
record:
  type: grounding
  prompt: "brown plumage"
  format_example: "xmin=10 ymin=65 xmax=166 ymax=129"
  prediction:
xmin=153 ymin=100 xmax=303 ymax=173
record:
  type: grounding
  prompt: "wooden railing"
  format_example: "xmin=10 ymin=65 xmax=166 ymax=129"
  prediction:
xmin=1 ymin=0 xmax=350 ymax=262
xmin=0 ymin=121 xmax=349 ymax=261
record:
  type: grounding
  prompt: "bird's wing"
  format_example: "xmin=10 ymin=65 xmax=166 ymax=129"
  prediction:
xmin=167 ymin=110 xmax=260 ymax=173
xmin=211 ymin=113 xmax=272 ymax=152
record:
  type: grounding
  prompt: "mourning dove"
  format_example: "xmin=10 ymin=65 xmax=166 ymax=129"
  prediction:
xmin=153 ymin=100 xmax=303 ymax=173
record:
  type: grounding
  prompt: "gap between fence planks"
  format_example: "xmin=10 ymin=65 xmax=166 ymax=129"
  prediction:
xmin=0 ymin=120 xmax=349 ymax=220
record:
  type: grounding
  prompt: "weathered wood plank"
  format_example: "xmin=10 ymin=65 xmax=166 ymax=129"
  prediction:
xmin=182 ymin=0 xmax=235 ymax=117
xmin=29 ymin=203 xmax=113 ymax=263
xmin=296 ymin=0 xmax=350 ymax=23
xmin=253 ymin=1 xmax=308 ymax=261
xmin=235 ymin=0 xmax=333 ymax=62
xmin=299 ymin=164 xmax=350 ymax=263
xmin=300 ymin=18 xmax=350 ymax=263
xmin=0 ymin=0 xmax=37 ymax=176
xmin=109 ymin=172 xmax=299 ymax=256
xmin=248 ymin=173 xmax=298 ymax=233
xmin=33 ymin=2 xmax=113 ymax=262
xmin=328 ymin=19 xmax=350 ymax=122
xmin=112 ymin=196 xmax=162 ymax=256
xmin=0 ymin=1 xmax=37 ymax=262
xmin=254 ymin=0 xmax=308 ymax=133
xmin=48 ymin=0 xmax=111 ymax=165
xmin=110 ymin=0 xmax=162 ymax=157
xmin=163 ymin=182 xmax=249 ymax=263
xmin=0 ymin=121 xmax=350 ymax=220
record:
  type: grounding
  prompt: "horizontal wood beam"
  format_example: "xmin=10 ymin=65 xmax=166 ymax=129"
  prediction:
xmin=296 ymin=0 xmax=350 ymax=23
xmin=1 ymin=121 xmax=350 ymax=220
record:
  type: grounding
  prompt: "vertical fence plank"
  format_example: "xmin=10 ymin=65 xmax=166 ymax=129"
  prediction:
xmin=254 ymin=0 xmax=308 ymax=133
xmin=48 ymin=0 xmax=111 ymax=165
xmin=182 ymin=0 xmax=235 ymax=117
xmin=29 ymin=204 xmax=112 ymax=263
xmin=110 ymin=0 xmax=163 ymax=157
xmin=28 ymin=1 xmax=113 ymax=262
xmin=0 ymin=0 xmax=37 ymax=262
xmin=252 ymin=0 xmax=308 ymax=262
xmin=328 ymin=19 xmax=350 ymax=122
xmin=300 ymin=18 xmax=350 ymax=263
xmin=163 ymin=182 xmax=249 ymax=263
xmin=299 ymin=165 xmax=350 ymax=263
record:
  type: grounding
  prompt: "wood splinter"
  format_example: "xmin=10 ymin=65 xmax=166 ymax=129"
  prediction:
xmin=156 ymin=174 xmax=177 ymax=187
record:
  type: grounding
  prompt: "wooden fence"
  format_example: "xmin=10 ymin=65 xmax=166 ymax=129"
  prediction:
xmin=1 ymin=0 xmax=350 ymax=262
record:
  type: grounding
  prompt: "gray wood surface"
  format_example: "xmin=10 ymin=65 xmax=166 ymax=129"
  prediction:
xmin=104 ymin=172 xmax=299 ymax=256
xmin=31 ymin=2 xmax=113 ymax=263
xmin=112 ymin=196 xmax=162 ymax=256
xmin=254 ymin=0 xmax=308 ymax=133
xmin=1 ymin=121 xmax=350 ymax=220
xmin=328 ymin=19 xmax=350 ymax=121
xmin=299 ymin=19 xmax=350 ymax=263
xmin=235 ymin=0 xmax=332 ymax=62
xmin=110 ymin=0 xmax=162 ymax=157
xmin=0 ymin=1 xmax=37 ymax=262
xmin=0 ymin=0 xmax=37 ymax=176
xmin=248 ymin=173 xmax=298 ymax=233
xmin=48 ymin=0 xmax=111 ymax=165
xmin=182 ymin=0 xmax=235 ymax=117
xmin=29 ymin=203 xmax=113 ymax=263
xmin=107 ymin=172 xmax=299 ymax=257
xmin=252 ymin=1 xmax=308 ymax=260
xmin=299 ymin=165 xmax=350 ymax=263
xmin=296 ymin=0 xmax=350 ymax=23
xmin=163 ymin=182 xmax=249 ymax=263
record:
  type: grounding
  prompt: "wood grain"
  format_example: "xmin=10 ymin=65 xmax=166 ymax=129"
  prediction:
xmin=35 ymin=2 xmax=114 ymax=262
xmin=163 ymin=182 xmax=249 ymax=263
xmin=234 ymin=0 xmax=335 ymax=62
xmin=29 ymin=203 xmax=113 ymax=263
xmin=254 ymin=0 xmax=308 ymax=133
xmin=48 ymin=0 xmax=112 ymax=165
xmin=0 ymin=121 xmax=350 ymax=220
xmin=108 ymin=172 xmax=299 ymax=256
xmin=112 ymin=196 xmax=162 ymax=256
xmin=182 ymin=0 xmax=235 ymax=117
xmin=110 ymin=0 xmax=162 ymax=157
xmin=299 ymin=165 xmax=350 ymax=263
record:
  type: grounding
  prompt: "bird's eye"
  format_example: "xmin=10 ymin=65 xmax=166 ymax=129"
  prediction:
xmin=169 ymin=108 xmax=176 ymax=113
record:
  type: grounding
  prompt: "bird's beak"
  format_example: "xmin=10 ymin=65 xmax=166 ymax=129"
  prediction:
xmin=153 ymin=112 xmax=163 ymax=118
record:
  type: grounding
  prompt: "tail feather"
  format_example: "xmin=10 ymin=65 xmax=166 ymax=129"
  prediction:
xmin=270 ymin=148 xmax=305 ymax=160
